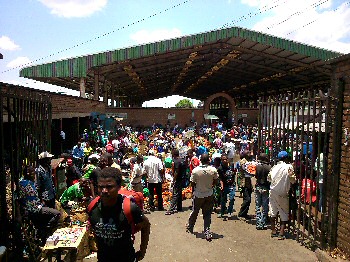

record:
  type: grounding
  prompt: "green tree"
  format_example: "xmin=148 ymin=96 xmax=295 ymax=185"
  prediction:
xmin=175 ymin=99 xmax=193 ymax=108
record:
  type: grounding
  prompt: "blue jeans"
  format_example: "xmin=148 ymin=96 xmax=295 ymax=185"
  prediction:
xmin=220 ymin=186 xmax=236 ymax=215
xmin=255 ymin=185 xmax=269 ymax=228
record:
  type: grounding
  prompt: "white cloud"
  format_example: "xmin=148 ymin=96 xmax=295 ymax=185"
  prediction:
xmin=142 ymin=95 xmax=200 ymax=108
xmin=241 ymin=0 xmax=350 ymax=53
xmin=8 ymin=78 xmax=79 ymax=96
xmin=0 ymin=36 xmax=20 ymax=51
xmin=6 ymin=57 xmax=32 ymax=69
xmin=38 ymin=0 xmax=107 ymax=18
xmin=130 ymin=28 xmax=182 ymax=45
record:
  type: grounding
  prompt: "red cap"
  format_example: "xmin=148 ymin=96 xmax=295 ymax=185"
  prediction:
xmin=67 ymin=159 xmax=73 ymax=165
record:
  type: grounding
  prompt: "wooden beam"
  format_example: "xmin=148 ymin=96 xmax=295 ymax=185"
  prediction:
xmin=79 ymin=78 xmax=86 ymax=98
xmin=230 ymin=44 xmax=331 ymax=76
xmin=184 ymin=50 xmax=241 ymax=94
xmin=94 ymin=72 xmax=99 ymax=101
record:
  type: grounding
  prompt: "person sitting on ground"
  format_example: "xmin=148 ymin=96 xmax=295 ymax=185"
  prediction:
xmin=17 ymin=165 xmax=61 ymax=244
xmin=59 ymin=178 xmax=93 ymax=209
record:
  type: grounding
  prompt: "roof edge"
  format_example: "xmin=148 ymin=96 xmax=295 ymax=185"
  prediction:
xmin=20 ymin=25 xmax=344 ymax=79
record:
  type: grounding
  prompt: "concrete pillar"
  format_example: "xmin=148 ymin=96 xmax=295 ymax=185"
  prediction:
xmin=103 ymin=81 xmax=108 ymax=105
xmin=110 ymin=84 xmax=115 ymax=107
xmin=94 ymin=73 xmax=99 ymax=101
xmin=79 ymin=78 xmax=86 ymax=98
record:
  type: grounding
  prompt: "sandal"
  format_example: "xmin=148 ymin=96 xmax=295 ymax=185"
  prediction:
xmin=270 ymin=232 xmax=279 ymax=238
xmin=278 ymin=235 xmax=286 ymax=240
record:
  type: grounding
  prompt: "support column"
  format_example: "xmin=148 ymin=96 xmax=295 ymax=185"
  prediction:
xmin=94 ymin=73 xmax=99 ymax=101
xmin=79 ymin=78 xmax=86 ymax=98
xmin=103 ymin=81 xmax=108 ymax=105
xmin=110 ymin=85 xmax=115 ymax=107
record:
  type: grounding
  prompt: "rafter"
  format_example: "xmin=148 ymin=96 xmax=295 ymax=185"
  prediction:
xmin=123 ymin=64 xmax=145 ymax=93
xmin=184 ymin=50 xmax=241 ymax=94
xmin=230 ymin=44 xmax=331 ymax=76
xmin=171 ymin=50 xmax=201 ymax=92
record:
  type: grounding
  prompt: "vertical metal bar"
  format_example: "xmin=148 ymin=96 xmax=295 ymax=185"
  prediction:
xmin=300 ymin=91 xmax=307 ymax=244
xmin=264 ymin=96 xmax=269 ymax=155
xmin=306 ymin=91 xmax=312 ymax=240
xmin=271 ymin=97 xmax=276 ymax=162
xmin=312 ymin=90 xmax=320 ymax=244
xmin=0 ymin=87 xmax=7 ymax=246
xmin=291 ymin=92 xmax=298 ymax=239
xmin=328 ymin=78 xmax=345 ymax=250
xmin=268 ymin=97 xmax=272 ymax=160
xmin=258 ymin=97 xmax=262 ymax=154
xmin=320 ymin=89 xmax=330 ymax=248
xmin=8 ymin=96 xmax=15 ymax=229
xmin=278 ymin=94 xmax=284 ymax=152
xmin=48 ymin=98 xmax=52 ymax=152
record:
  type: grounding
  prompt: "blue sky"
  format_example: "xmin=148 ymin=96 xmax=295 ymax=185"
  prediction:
xmin=1 ymin=0 xmax=350 ymax=107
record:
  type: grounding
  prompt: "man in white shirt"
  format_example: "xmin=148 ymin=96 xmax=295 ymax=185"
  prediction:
xmin=111 ymin=135 xmax=120 ymax=160
xmin=130 ymin=155 xmax=144 ymax=192
xmin=268 ymin=151 xmax=296 ymax=240
xmin=143 ymin=150 xmax=164 ymax=211
xmin=186 ymin=153 xmax=218 ymax=241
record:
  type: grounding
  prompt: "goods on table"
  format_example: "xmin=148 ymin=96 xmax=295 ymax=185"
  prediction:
xmin=45 ymin=227 xmax=85 ymax=247
xmin=182 ymin=186 xmax=193 ymax=200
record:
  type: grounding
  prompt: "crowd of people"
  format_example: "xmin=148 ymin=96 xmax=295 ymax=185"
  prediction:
xmin=16 ymin=121 xmax=299 ymax=261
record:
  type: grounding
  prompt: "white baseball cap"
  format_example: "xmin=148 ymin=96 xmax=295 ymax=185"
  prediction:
xmin=38 ymin=151 xmax=54 ymax=159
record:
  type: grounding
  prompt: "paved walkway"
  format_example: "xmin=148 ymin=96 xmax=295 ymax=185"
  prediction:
xmin=84 ymin=196 xmax=318 ymax=262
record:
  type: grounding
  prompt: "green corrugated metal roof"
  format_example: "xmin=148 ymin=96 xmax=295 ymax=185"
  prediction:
xmin=20 ymin=26 xmax=342 ymax=79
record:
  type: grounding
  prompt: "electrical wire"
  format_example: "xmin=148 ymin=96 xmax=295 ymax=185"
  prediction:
xmin=266 ymin=0 xmax=330 ymax=30
xmin=221 ymin=0 xmax=287 ymax=29
xmin=1 ymin=0 xmax=192 ymax=74
xmin=286 ymin=1 xmax=350 ymax=36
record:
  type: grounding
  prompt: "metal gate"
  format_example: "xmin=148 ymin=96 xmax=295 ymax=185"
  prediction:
xmin=258 ymin=88 xmax=341 ymax=250
xmin=0 ymin=83 xmax=52 ymax=246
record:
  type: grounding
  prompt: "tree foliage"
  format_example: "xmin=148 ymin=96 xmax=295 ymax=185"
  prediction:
xmin=175 ymin=99 xmax=193 ymax=108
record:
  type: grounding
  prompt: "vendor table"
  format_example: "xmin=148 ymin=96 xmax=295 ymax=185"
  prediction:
xmin=43 ymin=226 xmax=88 ymax=262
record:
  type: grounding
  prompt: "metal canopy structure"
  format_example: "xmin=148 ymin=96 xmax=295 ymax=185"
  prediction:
xmin=20 ymin=26 xmax=343 ymax=104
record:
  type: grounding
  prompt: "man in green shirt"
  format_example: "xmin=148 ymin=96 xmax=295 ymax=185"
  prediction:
xmin=59 ymin=178 xmax=92 ymax=207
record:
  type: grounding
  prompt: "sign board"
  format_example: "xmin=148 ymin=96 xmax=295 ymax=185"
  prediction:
xmin=168 ymin=113 xmax=176 ymax=120
xmin=115 ymin=113 xmax=128 ymax=119
xmin=204 ymin=114 xmax=219 ymax=120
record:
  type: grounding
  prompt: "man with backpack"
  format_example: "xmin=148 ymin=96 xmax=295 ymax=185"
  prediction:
xmin=88 ymin=167 xmax=150 ymax=261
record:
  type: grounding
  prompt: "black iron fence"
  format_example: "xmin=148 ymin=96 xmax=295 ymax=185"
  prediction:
xmin=258 ymin=88 xmax=342 ymax=250
xmin=0 ymin=82 xmax=52 ymax=246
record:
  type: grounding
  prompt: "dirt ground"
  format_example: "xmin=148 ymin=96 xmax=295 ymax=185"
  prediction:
xmin=83 ymin=194 xmax=318 ymax=262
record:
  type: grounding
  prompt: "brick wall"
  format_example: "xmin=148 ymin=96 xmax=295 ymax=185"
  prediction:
xmin=51 ymin=94 xmax=105 ymax=119
xmin=331 ymin=54 xmax=350 ymax=258
xmin=105 ymin=107 xmax=258 ymax=128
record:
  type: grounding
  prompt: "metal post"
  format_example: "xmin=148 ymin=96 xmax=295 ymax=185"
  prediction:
xmin=0 ymin=87 xmax=7 ymax=246
xmin=328 ymin=78 xmax=345 ymax=250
